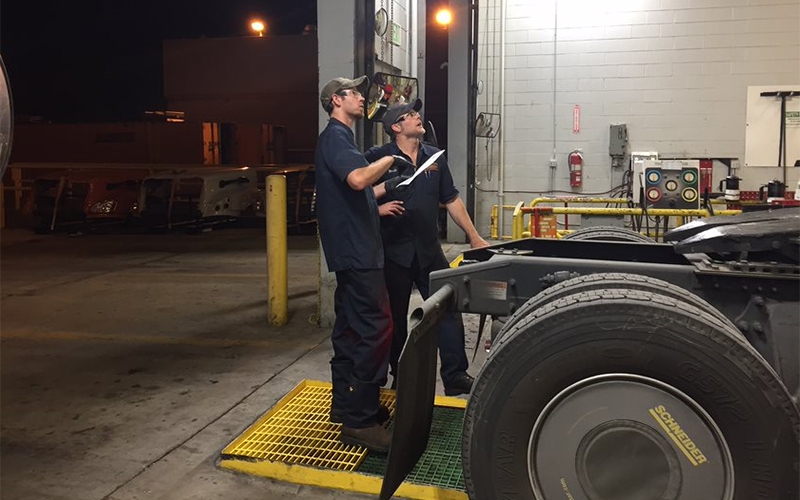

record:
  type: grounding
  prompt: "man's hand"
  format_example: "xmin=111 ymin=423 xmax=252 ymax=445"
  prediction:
xmin=391 ymin=155 xmax=415 ymax=171
xmin=379 ymin=200 xmax=405 ymax=217
xmin=384 ymin=175 xmax=411 ymax=195
xmin=470 ymin=235 xmax=490 ymax=249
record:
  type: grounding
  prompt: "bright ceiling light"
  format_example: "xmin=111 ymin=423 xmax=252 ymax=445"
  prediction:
xmin=250 ymin=20 xmax=266 ymax=36
xmin=435 ymin=9 xmax=453 ymax=27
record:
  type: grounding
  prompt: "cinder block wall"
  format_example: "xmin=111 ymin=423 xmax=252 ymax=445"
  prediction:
xmin=476 ymin=0 xmax=800 ymax=236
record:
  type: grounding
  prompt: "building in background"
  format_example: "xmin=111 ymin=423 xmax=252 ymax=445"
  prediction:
xmin=11 ymin=34 xmax=318 ymax=167
xmin=163 ymin=34 xmax=318 ymax=164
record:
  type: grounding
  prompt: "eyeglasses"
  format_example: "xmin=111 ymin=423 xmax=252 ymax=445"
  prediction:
xmin=395 ymin=110 xmax=419 ymax=124
xmin=337 ymin=89 xmax=362 ymax=99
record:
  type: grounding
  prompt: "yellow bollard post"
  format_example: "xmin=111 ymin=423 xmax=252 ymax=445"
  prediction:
xmin=490 ymin=205 xmax=498 ymax=240
xmin=267 ymin=175 xmax=288 ymax=325
xmin=511 ymin=202 xmax=525 ymax=240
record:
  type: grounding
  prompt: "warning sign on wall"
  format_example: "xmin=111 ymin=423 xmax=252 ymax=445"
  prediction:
xmin=573 ymin=104 xmax=580 ymax=133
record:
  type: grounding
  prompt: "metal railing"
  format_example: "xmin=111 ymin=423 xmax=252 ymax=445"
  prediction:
xmin=490 ymin=197 xmax=740 ymax=241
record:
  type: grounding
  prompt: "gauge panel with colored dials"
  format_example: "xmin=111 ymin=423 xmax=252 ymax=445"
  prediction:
xmin=644 ymin=166 xmax=700 ymax=209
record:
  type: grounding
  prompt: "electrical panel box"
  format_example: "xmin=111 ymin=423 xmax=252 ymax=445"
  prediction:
xmin=609 ymin=124 xmax=628 ymax=156
xmin=640 ymin=160 xmax=701 ymax=209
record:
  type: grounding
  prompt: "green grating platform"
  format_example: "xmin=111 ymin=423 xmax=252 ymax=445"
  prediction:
xmin=219 ymin=380 xmax=468 ymax=500
xmin=359 ymin=406 xmax=465 ymax=490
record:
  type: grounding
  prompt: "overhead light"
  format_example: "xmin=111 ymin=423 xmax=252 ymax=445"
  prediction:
xmin=435 ymin=9 xmax=453 ymax=27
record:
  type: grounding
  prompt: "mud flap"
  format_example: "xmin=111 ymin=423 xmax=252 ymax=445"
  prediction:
xmin=379 ymin=284 xmax=454 ymax=500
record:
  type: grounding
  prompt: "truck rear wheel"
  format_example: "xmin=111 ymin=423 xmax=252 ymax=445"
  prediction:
xmin=562 ymin=226 xmax=655 ymax=243
xmin=498 ymin=273 xmax=740 ymax=342
xmin=463 ymin=289 xmax=799 ymax=500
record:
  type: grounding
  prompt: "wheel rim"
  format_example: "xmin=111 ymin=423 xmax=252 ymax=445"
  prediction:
xmin=528 ymin=374 xmax=734 ymax=500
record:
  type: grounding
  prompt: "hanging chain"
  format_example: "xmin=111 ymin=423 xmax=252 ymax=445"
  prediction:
xmin=389 ymin=0 xmax=394 ymax=68
xmin=481 ymin=0 xmax=497 ymax=182
xmin=483 ymin=0 xmax=502 ymax=182
xmin=379 ymin=0 xmax=385 ymax=63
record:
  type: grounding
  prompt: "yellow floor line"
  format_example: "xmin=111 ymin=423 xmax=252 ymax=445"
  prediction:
xmin=219 ymin=459 xmax=468 ymax=500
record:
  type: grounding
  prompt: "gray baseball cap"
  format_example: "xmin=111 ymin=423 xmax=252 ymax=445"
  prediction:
xmin=382 ymin=99 xmax=422 ymax=133
xmin=319 ymin=76 xmax=368 ymax=110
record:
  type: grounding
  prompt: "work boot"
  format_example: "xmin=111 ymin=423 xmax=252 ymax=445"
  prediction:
xmin=330 ymin=404 xmax=391 ymax=425
xmin=340 ymin=424 xmax=392 ymax=453
xmin=444 ymin=373 xmax=474 ymax=396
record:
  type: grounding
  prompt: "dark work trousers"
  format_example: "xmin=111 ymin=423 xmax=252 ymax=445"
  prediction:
xmin=330 ymin=268 xmax=392 ymax=429
xmin=384 ymin=252 xmax=469 ymax=387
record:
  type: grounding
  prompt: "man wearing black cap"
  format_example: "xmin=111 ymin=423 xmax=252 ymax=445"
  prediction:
xmin=315 ymin=76 xmax=410 ymax=452
xmin=365 ymin=99 xmax=489 ymax=396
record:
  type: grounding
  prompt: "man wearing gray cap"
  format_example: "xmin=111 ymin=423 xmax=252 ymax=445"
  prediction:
xmin=365 ymin=99 xmax=489 ymax=397
xmin=315 ymin=76 xmax=410 ymax=453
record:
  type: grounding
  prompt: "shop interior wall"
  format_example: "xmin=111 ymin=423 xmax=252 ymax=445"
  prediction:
xmin=474 ymin=0 xmax=800 ymax=235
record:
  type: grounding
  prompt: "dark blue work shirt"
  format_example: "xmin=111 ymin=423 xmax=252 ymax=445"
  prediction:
xmin=315 ymin=118 xmax=384 ymax=271
xmin=365 ymin=141 xmax=459 ymax=269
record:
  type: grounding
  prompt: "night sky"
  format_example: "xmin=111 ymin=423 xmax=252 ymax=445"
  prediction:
xmin=1 ymin=0 xmax=317 ymax=122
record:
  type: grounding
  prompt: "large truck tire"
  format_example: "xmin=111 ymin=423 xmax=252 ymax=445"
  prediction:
xmin=562 ymin=226 xmax=655 ymax=243
xmin=0 ymin=55 xmax=12 ymax=179
xmin=463 ymin=289 xmax=799 ymax=500
xmin=498 ymin=273 xmax=740 ymax=342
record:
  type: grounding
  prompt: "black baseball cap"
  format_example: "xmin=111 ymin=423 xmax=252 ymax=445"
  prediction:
xmin=382 ymin=99 xmax=422 ymax=134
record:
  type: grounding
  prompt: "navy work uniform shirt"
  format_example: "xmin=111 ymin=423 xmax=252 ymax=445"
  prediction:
xmin=315 ymin=118 xmax=384 ymax=272
xmin=365 ymin=141 xmax=458 ymax=269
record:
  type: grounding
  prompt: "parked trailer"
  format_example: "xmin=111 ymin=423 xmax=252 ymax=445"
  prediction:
xmin=381 ymin=208 xmax=799 ymax=500
xmin=22 ymin=169 xmax=143 ymax=232
xmin=136 ymin=166 xmax=261 ymax=230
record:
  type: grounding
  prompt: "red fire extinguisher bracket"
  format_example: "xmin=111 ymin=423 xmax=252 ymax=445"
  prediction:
xmin=569 ymin=150 xmax=584 ymax=188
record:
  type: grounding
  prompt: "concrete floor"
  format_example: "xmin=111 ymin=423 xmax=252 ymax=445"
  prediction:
xmin=0 ymin=227 xmax=484 ymax=500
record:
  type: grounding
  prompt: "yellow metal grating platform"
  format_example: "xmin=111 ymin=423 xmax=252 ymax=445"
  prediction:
xmin=221 ymin=380 xmax=395 ymax=471
xmin=219 ymin=379 xmax=468 ymax=500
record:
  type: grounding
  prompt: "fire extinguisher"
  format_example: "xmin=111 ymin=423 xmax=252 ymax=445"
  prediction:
xmin=569 ymin=150 xmax=583 ymax=188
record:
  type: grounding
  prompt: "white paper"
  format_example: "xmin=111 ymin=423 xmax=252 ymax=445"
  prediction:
xmin=398 ymin=149 xmax=445 ymax=187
